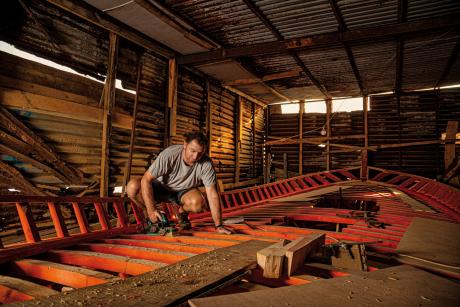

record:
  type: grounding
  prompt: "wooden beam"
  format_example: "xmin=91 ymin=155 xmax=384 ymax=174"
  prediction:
xmin=252 ymin=102 xmax=256 ymax=177
xmin=45 ymin=0 xmax=174 ymax=58
xmin=298 ymin=101 xmax=304 ymax=175
xmin=256 ymin=241 xmax=287 ymax=279
xmin=265 ymin=134 xmax=365 ymax=146
xmin=283 ymin=153 xmax=288 ymax=179
xmin=0 ymin=160 xmax=45 ymax=196
xmin=122 ymin=57 xmax=143 ymax=194
xmin=284 ymin=234 xmax=325 ymax=276
xmin=100 ymin=32 xmax=119 ymax=197
xmin=178 ymin=15 xmax=460 ymax=65
xmin=0 ymin=86 xmax=132 ymax=129
xmin=361 ymin=96 xmax=369 ymax=180
xmin=223 ymin=85 xmax=268 ymax=107
xmin=134 ymin=0 xmax=218 ymax=49
xmin=0 ymin=106 xmax=82 ymax=183
xmin=235 ymin=97 xmax=243 ymax=183
xmin=168 ymin=58 xmax=178 ymax=144
xmin=223 ymin=69 xmax=303 ymax=86
xmin=0 ymin=275 xmax=58 ymax=303
xmin=325 ymin=99 xmax=332 ymax=171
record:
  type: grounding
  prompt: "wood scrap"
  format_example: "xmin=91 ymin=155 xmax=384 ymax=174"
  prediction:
xmin=284 ymin=234 xmax=325 ymax=276
xmin=256 ymin=240 xmax=288 ymax=278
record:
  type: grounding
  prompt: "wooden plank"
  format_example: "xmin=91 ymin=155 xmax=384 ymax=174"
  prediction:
xmin=100 ymin=32 xmax=119 ymax=197
xmin=0 ymin=160 xmax=45 ymax=195
xmin=0 ymin=106 xmax=82 ymax=183
xmin=223 ymin=85 xmax=268 ymax=107
xmin=42 ymin=249 xmax=163 ymax=275
xmin=189 ymin=265 xmax=460 ymax=307
xmin=25 ymin=240 xmax=271 ymax=306
xmin=0 ymin=87 xmax=132 ymax=129
xmin=283 ymin=153 xmax=288 ymax=179
xmin=205 ymin=80 xmax=212 ymax=156
xmin=16 ymin=202 xmax=41 ymax=243
xmin=396 ymin=217 xmax=460 ymax=275
xmin=284 ymin=234 xmax=325 ymax=276
xmin=256 ymin=240 xmax=287 ymax=278
xmin=0 ymin=275 xmax=58 ymax=303
xmin=8 ymin=259 xmax=117 ymax=288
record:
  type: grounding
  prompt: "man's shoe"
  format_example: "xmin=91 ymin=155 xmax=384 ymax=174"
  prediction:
xmin=178 ymin=212 xmax=191 ymax=230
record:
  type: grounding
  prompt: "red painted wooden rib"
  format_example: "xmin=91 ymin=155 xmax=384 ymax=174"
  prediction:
xmin=16 ymin=203 xmax=40 ymax=243
xmin=304 ymin=176 xmax=319 ymax=187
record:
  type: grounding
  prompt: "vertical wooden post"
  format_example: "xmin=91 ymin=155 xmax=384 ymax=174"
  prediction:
xmin=264 ymin=106 xmax=270 ymax=183
xmin=283 ymin=153 xmax=288 ymax=179
xmin=100 ymin=32 xmax=119 ymax=197
xmin=252 ymin=102 xmax=256 ymax=178
xmin=205 ymin=80 xmax=212 ymax=156
xmin=122 ymin=56 xmax=143 ymax=194
xmin=298 ymin=101 xmax=304 ymax=175
xmin=235 ymin=96 xmax=243 ymax=183
xmin=326 ymin=98 xmax=332 ymax=171
xmin=361 ymin=95 xmax=369 ymax=180
xmin=72 ymin=202 xmax=90 ymax=234
xmin=445 ymin=121 xmax=459 ymax=185
xmin=94 ymin=202 xmax=110 ymax=230
xmin=168 ymin=58 xmax=178 ymax=145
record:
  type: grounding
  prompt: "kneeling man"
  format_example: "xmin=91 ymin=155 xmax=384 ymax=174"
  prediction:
xmin=127 ymin=131 xmax=232 ymax=234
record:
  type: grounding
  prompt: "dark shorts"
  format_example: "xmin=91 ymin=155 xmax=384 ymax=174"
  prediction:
xmin=152 ymin=180 xmax=192 ymax=206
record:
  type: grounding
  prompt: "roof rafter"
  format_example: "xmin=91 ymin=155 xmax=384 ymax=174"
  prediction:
xmin=329 ymin=0 xmax=365 ymax=95
xmin=178 ymin=15 xmax=460 ymax=65
xmin=241 ymin=0 xmax=330 ymax=98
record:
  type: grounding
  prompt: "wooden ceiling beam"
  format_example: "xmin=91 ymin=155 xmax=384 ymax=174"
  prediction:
xmin=0 ymin=161 xmax=45 ymax=196
xmin=242 ymin=0 xmax=330 ymax=98
xmin=178 ymin=15 xmax=460 ymax=65
xmin=0 ymin=106 xmax=83 ymax=183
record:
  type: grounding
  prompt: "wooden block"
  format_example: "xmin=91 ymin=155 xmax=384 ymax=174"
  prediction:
xmin=257 ymin=240 xmax=288 ymax=278
xmin=284 ymin=234 xmax=325 ymax=276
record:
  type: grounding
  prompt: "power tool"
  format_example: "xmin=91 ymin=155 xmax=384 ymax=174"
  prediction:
xmin=144 ymin=211 xmax=178 ymax=236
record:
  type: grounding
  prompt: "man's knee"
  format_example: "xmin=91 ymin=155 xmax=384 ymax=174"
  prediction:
xmin=126 ymin=177 xmax=141 ymax=198
xmin=182 ymin=190 xmax=205 ymax=213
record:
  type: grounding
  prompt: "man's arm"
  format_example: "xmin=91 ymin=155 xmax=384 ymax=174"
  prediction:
xmin=205 ymin=184 xmax=232 ymax=234
xmin=141 ymin=170 xmax=162 ymax=222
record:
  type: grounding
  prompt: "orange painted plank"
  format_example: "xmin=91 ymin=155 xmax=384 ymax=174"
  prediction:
xmin=74 ymin=243 xmax=194 ymax=264
xmin=8 ymin=259 xmax=116 ymax=288
xmin=100 ymin=238 xmax=215 ymax=254
xmin=43 ymin=249 xmax=163 ymax=275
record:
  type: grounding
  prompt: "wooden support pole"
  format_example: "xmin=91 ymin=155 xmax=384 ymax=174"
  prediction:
xmin=264 ymin=107 xmax=270 ymax=183
xmin=252 ymin=102 xmax=256 ymax=177
xmin=298 ymin=101 xmax=305 ymax=175
xmin=235 ymin=96 xmax=243 ymax=183
xmin=122 ymin=56 xmax=143 ymax=194
xmin=100 ymin=32 xmax=119 ymax=197
xmin=326 ymin=98 xmax=332 ymax=171
xmin=361 ymin=95 xmax=369 ymax=180
xmin=168 ymin=58 xmax=178 ymax=145
xmin=445 ymin=121 xmax=459 ymax=185
xmin=205 ymin=80 xmax=212 ymax=156
xmin=283 ymin=153 xmax=288 ymax=179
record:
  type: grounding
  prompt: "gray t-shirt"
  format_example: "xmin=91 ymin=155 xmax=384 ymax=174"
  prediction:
xmin=148 ymin=144 xmax=217 ymax=191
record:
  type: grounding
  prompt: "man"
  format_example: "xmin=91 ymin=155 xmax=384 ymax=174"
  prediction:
xmin=127 ymin=131 xmax=232 ymax=234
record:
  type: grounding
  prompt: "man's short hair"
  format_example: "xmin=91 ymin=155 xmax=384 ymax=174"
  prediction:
xmin=184 ymin=131 xmax=208 ymax=146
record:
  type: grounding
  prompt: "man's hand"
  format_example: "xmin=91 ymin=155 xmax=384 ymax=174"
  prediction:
xmin=148 ymin=210 xmax=162 ymax=223
xmin=215 ymin=225 xmax=233 ymax=235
